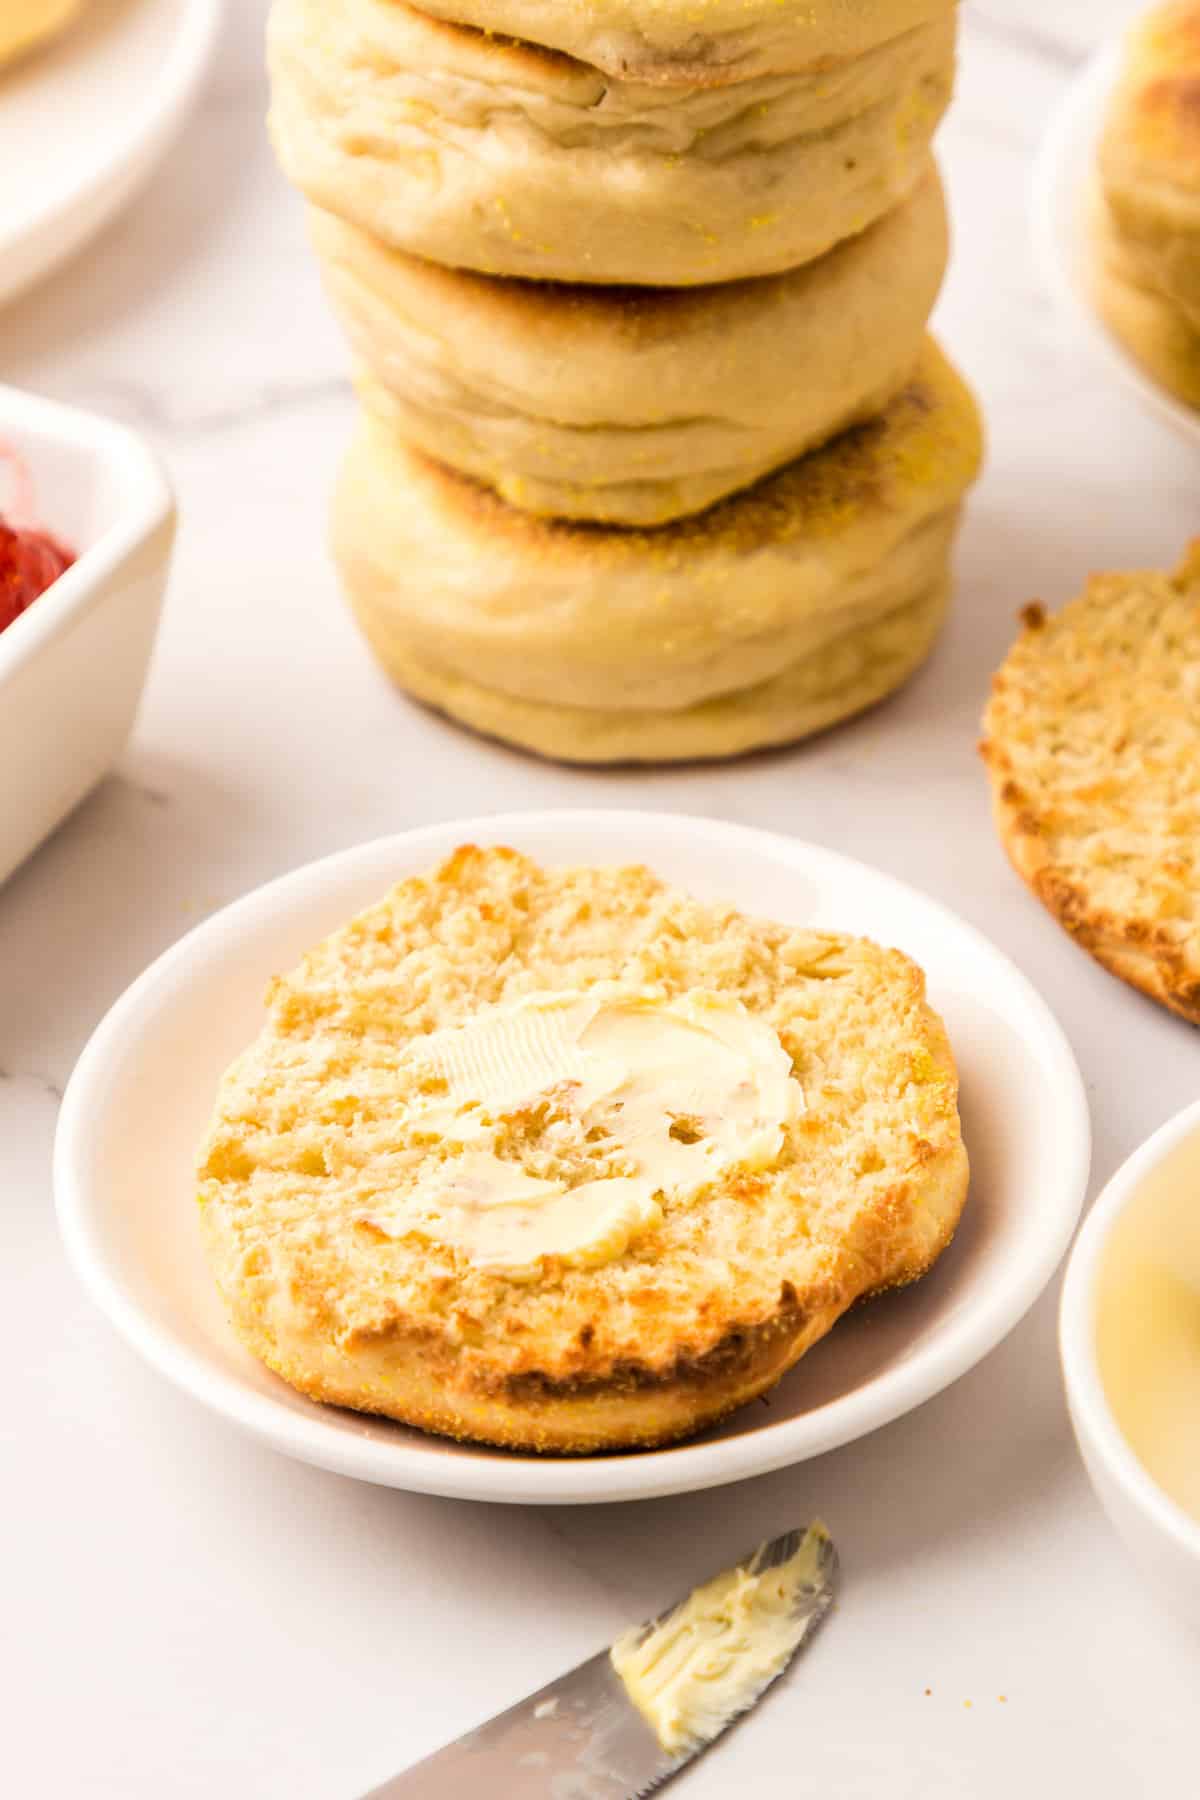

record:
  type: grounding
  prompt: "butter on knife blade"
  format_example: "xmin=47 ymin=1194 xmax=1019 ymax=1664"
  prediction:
xmin=362 ymin=1523 xmax=838 ymax=1798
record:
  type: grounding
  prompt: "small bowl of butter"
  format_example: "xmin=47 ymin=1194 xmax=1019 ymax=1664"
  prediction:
xmin=1060 ymin=1100 xmax=1200 ymax=1628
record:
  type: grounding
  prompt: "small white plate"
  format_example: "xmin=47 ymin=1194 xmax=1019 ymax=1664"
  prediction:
xmin=0 ymin=0 xmax=223 ymax=309
xmin=55 ymin=812 xmax=1091 ymax=1506
xmin=1032 ymin=41 xmax=1200 ymax=448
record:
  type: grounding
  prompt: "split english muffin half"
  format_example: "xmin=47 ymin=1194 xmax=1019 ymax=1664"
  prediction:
xmin=332 ymin=339 xmax=984 ymax=763
xmin=981 ymin=543 xmax=1200 ymax=1025
xmin=312 ymin=167 xmax=949 ymax=527
xmin=197 ymin=847 xmax=969 ymax=1453
xmin=269 ymin=0 xmax=955 ymax=285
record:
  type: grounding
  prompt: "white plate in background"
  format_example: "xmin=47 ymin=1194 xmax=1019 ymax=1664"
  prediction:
xmin=55 ymin=811 xmax=1091 ymax=1505
xmin=0 ymin=0 xmax=222 ymax=309
xmin=1032 ymin=41 xmax=1200 ymax=448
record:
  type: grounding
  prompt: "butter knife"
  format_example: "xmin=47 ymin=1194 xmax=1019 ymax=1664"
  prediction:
xmin=361 ymin=1524 xmax=838 ymax=1799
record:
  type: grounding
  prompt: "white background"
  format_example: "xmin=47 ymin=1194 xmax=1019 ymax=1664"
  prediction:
xmin=3 ymin=2 xmax=1198 ymax=1794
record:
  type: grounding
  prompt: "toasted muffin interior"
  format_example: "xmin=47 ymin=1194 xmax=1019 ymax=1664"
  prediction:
xmin=981 ymin=546 xmax=1200 ymax=1024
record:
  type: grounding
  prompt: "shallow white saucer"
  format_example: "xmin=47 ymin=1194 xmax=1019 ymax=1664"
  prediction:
xmin=0 ymin=0 xmax=223 ymax=309
xmin=55 ymin=811 xmax=1091 ymax=1505
xmin=1032 ymin=42 xmax=1200 ymax=448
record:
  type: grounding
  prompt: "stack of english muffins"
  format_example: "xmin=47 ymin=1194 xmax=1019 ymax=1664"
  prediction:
xmin=269 ymin=0 xmax=982 ymax=762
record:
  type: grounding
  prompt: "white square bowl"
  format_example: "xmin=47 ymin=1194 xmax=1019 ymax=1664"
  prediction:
xmin=0 ymin=384 xmax=175 ymax=886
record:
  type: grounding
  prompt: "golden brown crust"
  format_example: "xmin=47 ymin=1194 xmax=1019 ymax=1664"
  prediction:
xmin=330 ymin=339 xmax=981 ymax=761
xmin=1104 ymin=3 xmax=1200 ymax=182
xmin=1098 ymin=5 xmax=1200 ymax=335
xmin=0 ymin=0 xmax=82 ymax=66
xmin=234 ymin=1278 xmax=834 ymax=1453
xmin=269 ymin=0 xmax=956 ymax=286
xmin=354 ymin=574 xmax=954 ymax=765
xmin=981 ymin=546 xmax=1200 ymax=1026
xmin=310 ymin=168 xmax=949 ymax=527
xmin=198 ymin=848 xmax=969 ymax=1451
xmin=985 ymin=785 xmax=1200 ymax=1026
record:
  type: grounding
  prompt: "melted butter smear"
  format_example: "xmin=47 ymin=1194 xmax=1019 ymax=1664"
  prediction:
xmin=611 ymin=1524 xmax=830 ymax=1756
xmin=364 ymin=989 xmax=802 ymax=1275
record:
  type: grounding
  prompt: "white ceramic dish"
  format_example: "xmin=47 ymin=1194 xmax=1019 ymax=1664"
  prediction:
xmin=0 ymin=384 xmax=175 ymax=885
xmin=1060 ymin=1100 xmax=1200 ymax=1630
xmin=0 ymin=0 xmax=223 ymax=309
xmin=1033 ymin=41 xmax=1200 ymax=448
xmin=56 ymin=811 xmax=1091 ymax=1506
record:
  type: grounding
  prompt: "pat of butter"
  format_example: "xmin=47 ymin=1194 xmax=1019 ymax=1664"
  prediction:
xmin=364 ymin=988 xmax=802 ymax=1275
xmin=611 ymin=1524 xmax=830 ymax=1756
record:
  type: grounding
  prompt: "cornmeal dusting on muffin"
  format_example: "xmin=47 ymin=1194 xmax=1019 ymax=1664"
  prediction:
xmin=268 ymin=0 xmax=955 ymax=288
xmin=0 ymin=0 xmax=82 ymax=67
xmin=355 ymin=987 xmax=802 ymax=1276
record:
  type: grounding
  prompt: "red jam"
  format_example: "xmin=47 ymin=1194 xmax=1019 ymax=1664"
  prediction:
xmin=0 ymin=516 xmax=75 ymax=635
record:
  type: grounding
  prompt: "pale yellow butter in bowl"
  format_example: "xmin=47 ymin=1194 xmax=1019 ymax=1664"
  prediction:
xmin=1061 ymin=1099 xmax=1200 ymax=1630
xmin=1096 ymin=1169 xmax=1200 ymax=1526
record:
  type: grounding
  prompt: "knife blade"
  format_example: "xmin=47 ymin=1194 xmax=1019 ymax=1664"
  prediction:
xmin=360 ymin=1524 xmax=838 ymax=1800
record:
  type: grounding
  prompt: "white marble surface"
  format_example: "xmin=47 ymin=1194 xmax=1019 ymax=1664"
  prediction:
xmin=3 ymin=3 xmax=1199 ymax=1794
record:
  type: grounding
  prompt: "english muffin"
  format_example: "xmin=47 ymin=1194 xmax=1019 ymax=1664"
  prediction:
xmin=197 ymin=846 xmax=969 ymax=1452
xmin=332 ymin=339 xmax=984 ymax=762
xmin=312 ymin=169 xmax=949 ymax=527
xmin=0 ymin=0 xmax=81 ymax=65
xmin=351 ymin=576 xmax=954 ymax=765
xmin=981 ymin=544 xmax=1200 ymax=1024
xmin=1093 ymin=203 xmax=1200 ymax=407
xmin=270 ymin=0 xmax=955 ymax=285
xmin=407 ymin=0 xmax=954 ymax=86
xmin=1096 ymin=2 xmax=1200 ymax=401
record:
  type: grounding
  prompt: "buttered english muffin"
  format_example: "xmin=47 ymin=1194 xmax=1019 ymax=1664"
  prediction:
xmin=1095 ymin=2 xmax=1200 ymax=405
xmin=0 ymin=0 xmax=82 ymax=65
xmin=982 ymin=544 xmax=1200 ymax=1025
xmin=197 ymin=847 xmax=969 ymax=1453
xmin=311 ymin=168 xmax=949 ymax=528
xmin=269 ymin=0 xmax=955 ymax=286
xmin=332 ymin=339 xmax=984 ymax=763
